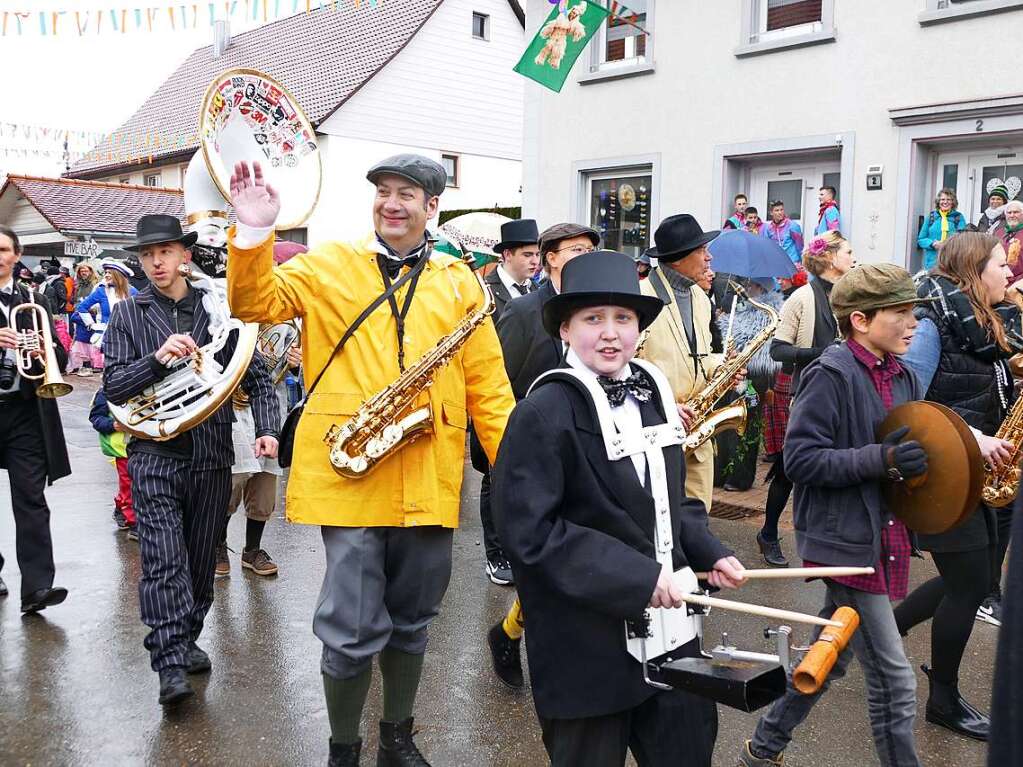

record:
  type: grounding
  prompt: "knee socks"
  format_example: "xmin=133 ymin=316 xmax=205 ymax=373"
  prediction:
xmin=380 ymin=647 xmax=425 ymax=723
xmin=245 ymin=518 xmax=266 ymax=552
xmin=323 ymin=667 xmax=372 ymax=745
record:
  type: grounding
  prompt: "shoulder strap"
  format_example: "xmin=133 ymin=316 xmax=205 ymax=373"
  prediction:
xmin=304 ymin=248 xmax=431 ymax=400
xmin=649 ymin=268 xmax=672 ymax=306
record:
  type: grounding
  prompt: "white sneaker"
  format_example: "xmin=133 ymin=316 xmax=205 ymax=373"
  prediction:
xmin=976 ymin=600 xmax=1002 ymax=627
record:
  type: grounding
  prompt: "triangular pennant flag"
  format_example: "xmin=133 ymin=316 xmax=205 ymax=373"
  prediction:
xmin=513 ymin=0 xmax=609 ymax=93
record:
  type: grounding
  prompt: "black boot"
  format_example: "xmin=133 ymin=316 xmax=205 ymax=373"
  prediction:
xmin=376 ymin=718 xmax=430 ymax=767
xmin=487 ymin=621 xmax=524 ymax=689
xmin=158 ymin=667 xmax=194 ymax=706
xmin=328 ymin=737 xmax=361 ymax=767
xmin=756 ymin=533 xmax=789 ymax=567
xmin=922 ymin=664 xmax=989 ymax=741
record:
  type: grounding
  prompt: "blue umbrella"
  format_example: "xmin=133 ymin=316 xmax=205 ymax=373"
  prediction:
xmin=708 ymin=230 xmax=796 ymax=278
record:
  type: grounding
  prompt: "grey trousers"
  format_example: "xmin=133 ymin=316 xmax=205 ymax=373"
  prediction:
xmin=314 ymin=525 xmax=454 ymax=680
xmin=751 ymin=582 xmax=920 ymax=767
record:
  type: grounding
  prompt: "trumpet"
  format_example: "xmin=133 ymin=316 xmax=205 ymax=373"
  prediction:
xmin=11 ymin=293 xmax=73 ymax=399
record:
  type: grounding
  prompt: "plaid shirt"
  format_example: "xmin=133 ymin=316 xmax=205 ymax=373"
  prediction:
xmin=804 ymin=339 xmax=912 ymax=599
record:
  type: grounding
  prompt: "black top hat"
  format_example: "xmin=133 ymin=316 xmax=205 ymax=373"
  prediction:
xmin=493 ymin=219 xmax=540 ymax=253
xmin=647 ymin=214 xmax=719 ymax=263
xmin=542 ymin=250 xmax=665 ymax=337
xmin=125 ymin=214 xmax=199 ymax=253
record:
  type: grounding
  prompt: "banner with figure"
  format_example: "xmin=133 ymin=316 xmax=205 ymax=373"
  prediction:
xmin=513 ymin=1 xmax=610 ymax=93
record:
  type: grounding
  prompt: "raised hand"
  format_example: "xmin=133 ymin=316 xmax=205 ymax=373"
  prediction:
xmin=229 ymin=161 xmax=281 ymax=228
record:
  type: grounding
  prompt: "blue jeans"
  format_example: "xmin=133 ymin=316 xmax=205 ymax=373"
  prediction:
xmin=751 ymin=582 xmax=920 ymax=767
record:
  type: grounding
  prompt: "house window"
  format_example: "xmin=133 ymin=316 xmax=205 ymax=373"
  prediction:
xmin=277 ymin=228 xmax=308 ymax=247
xmin=921 ymin=0 xmax=1023 ymax=24
xmin=585 ymin=168 xmax=652 ymax=259
xmin=119 ymin=177 xmax=131 ymax=185
xmin=441 ymin=154 xmax=459 ymax=188
xmin=143 ymin=173 xmax=161 ymax=187
xmin=593 ymin=0 xmax=649 ymax=70
xmin=472 ymin=12 xmax=489 ymax=40
xmin=737 ymin=0 xmax=835 ymax=56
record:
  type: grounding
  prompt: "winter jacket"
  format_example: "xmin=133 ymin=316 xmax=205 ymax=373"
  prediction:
xmin=785 ymin=343 xmax=922 ymax=567
xmin=762 ymin=218 xmax=804 ymax=263
xmin=917 ymin=209 xmax=967 ymax=270
xmin=42 ymin=275 xmax=67 ymax=315
xmin=89 ymin=389 xmax=128 ymax=458
xmin=993 ymin=221 xmax=1023 ymax=282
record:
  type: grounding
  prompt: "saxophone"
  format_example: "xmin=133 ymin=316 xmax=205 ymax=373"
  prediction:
xmin=323 ymin=264 xmax=495 ymax=478
xmin=682 ymin=281 xmax=780 ymax=453
xmin=982 ymin=365 xmax=1023 ymax=507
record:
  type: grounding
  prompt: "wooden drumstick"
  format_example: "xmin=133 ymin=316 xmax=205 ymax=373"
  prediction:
xmin=693 ymin=566 xmax=875 ymax=581
xmin=678 ymin=592 xmax=843 ymax=628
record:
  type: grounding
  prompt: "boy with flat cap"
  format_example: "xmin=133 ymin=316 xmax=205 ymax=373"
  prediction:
xmin=103 ymin=214 xmax=279 ymax=706
xmin=227 ymin=154 xmax=514 ymax=766
xmin=739 ymin=263 xmax=933 ymax=767
xmin=494 ymin=249 xmax=744 ymax=766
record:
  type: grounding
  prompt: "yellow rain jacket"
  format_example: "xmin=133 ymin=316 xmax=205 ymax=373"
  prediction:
xmin=226 ymin=230 xmax=514 ymax=528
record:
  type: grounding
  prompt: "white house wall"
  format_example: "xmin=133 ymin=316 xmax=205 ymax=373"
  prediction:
xmin=318 ymin=0 xmax=524 ymax=161
xmin=523 ymin=0 xmax=1023 ymax=266
xmin=308 ymin=134 xmax=521 ymax=244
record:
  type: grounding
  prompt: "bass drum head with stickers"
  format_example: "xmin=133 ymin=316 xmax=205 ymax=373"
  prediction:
xmin=198 ymin=67 xmax=322 ymax=231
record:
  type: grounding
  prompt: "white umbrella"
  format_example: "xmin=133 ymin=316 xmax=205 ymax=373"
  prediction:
xmin=439 ymin=212 xmax=511 ymax=268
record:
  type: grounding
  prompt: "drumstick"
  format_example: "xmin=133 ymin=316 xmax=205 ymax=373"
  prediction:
xmin=693 ymin=567 xmax=875 ymax=581
xmin=679 ymin=592 xmax=842 ymax=628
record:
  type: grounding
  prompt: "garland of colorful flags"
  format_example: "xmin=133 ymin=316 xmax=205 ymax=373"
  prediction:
xmin=1 ymin=0 xmax=382 ymax=37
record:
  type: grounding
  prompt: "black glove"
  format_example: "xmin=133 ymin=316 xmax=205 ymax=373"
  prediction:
xmin=881 ymin=425 xmax=928 ymax=479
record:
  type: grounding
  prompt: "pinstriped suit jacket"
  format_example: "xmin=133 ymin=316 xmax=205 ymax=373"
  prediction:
xmin=102 ymin=285 xmax=279 ymax=469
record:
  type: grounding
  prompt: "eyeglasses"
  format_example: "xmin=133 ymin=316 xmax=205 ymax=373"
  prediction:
xmin=552 ymin=244 xmax=595 ymax=256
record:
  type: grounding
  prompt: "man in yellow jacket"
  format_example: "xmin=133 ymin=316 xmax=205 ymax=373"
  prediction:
xmin=639 ymin=214 xmax=724 ymax=513
xmin=226 ymin=155 xmax=514 ymax=766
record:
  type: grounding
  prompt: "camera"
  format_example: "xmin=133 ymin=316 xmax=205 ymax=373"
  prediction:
xmin=0 ymin=350 xmax=16 ymax=391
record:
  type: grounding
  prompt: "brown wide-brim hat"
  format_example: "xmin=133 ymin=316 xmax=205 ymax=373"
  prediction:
xmin=830 ymin=263 xmax=938 ymax=319
xmin=538 ymin=222 xmax=600 ymax=266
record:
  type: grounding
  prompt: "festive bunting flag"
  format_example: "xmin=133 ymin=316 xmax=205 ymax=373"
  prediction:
xmin=513 ymin=0 xmax=610 ymax=93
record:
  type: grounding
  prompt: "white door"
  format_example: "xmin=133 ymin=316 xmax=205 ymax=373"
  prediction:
xmin=750 ymin=163 xmax=841 ymax=232
xmin=934 ymin=148 xmax=1023 ymax=224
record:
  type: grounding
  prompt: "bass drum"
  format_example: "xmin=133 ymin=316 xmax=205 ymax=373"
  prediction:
xmin=877 ymin=401 xmax=983 ymax=535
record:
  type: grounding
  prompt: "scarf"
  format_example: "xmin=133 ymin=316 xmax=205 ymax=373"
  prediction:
xmin=818 ymin=199 xmax=839 ymax=223
xmin=985 ymin=204 xmax=1006 ymax=223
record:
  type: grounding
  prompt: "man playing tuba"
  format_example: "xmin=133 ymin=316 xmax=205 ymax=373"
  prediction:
xmin=226 ymin=154 xmax=514 ymax=766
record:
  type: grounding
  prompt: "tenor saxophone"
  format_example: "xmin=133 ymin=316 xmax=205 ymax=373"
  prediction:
xmin=982 ymin=375 xmax=1023 ymax=507
xmin=324 ymin=263 xmax=495 ymax=478
xmin=682 ymin=281 xmax=780 ymax=453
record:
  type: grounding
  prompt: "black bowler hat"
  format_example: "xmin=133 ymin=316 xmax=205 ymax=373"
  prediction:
xmin=125 ymin=214 xmax=198 ymax=253
xmin=648 ymin=214 xmax=719 ymax=263
xmin=493 ymin=219 xmax=540 ymax=253
xmin=542 ymin=250 xmax=665 ymax=337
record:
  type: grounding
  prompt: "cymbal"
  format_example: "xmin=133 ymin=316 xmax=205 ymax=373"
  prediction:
xmin=877 ymin=401 xmax=982 ymax=535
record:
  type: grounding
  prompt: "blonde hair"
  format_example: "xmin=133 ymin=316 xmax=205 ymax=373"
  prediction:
xmin=801 ymin=231 xmax=848 ymax=276
xmin=106 ymin=269 xmax=131 ymax=300
xmin=935 ymin=232 xmax=1017 ymax=352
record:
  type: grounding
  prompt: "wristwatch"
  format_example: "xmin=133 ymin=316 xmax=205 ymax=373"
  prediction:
xmin=886 ymin=466 xmax=904 ymax=482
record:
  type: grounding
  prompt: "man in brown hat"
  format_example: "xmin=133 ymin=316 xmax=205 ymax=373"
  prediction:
xmin=638 ymin=214 xmax=725 ymax=513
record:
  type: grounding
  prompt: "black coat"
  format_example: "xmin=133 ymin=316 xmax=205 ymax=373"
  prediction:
xmin=492 ymin=374 xmax=730 ymax=719
xmin=1 ymin=285 xmax=71 ymax=484
xmin=495 ymin=280 xmax=563 ymax=401
xmin=484 ymin=268 xmax=514 ymax=324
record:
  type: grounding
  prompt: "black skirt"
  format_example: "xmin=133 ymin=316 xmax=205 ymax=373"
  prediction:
xmin=916 ymin=503 xmax=995 ymax=553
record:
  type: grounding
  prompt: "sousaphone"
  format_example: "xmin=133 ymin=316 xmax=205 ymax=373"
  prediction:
xmin=877 ymin=401 xmax=983 ymax=535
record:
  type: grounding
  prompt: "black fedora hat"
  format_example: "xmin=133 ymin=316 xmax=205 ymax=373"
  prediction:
xmin=542 ymin=250 xmax=665 ymax=337
xmin=493 ymin=219 xmax=540 ymax=253
xmin=648 ymin=214 xmax=719 ymax=263
xmin=125 ymin=214 xmax=199 ymax=253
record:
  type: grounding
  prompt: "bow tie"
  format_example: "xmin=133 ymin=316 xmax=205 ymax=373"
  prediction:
xmin=382 ymin=254 xmax=422 ymax=279
xmin=512 ymin=282 xmax=530 ymax=296
xmin=0 ymin=291 xmax=13 ymax=307
xmin=596 ymin=371 xmax=653 ymax=408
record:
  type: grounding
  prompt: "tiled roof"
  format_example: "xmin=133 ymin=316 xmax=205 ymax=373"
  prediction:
xmin=2 ymin=175 xmax=184 ymax=234
xmin=65 ymin=2 xmax=449 ymax=178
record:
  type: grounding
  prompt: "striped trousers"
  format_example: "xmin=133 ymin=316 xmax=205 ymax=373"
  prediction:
xmin=128 ymin=451 xmax=231 ymax=672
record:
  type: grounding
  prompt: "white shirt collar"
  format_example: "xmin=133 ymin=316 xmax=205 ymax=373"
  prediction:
xmin=565 ymin=348 xmax=632 ymax=382
xmin=496 ymin=264 xmax=529 ymax=297
xmin=1 ymin=278 xmax=13 ymax=294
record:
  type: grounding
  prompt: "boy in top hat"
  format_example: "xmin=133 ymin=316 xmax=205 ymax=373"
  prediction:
xmin=471 ymin=219 xmax=541 ymax=586
xmin=493 ymin=249 xmax=744 ymax=767
xmin=638 ymin=214 xmax=726 ymax=513
xmin=103 ymin=214 xmax=279 ymax=706
xmin=738 ymin=264 xmax=932 ymax=767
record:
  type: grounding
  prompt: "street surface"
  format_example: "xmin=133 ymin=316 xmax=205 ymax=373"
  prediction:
xmin=0 ymin=379 xmax=994 ymax=766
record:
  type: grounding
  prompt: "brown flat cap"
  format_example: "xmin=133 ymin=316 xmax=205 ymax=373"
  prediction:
xmin=830 ymin=263 xmax=935 ymax=318
xmin=538 ymin=223 xmax=600 ymax=265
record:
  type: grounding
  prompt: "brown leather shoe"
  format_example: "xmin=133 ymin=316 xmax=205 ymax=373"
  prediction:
xmin=242 ymin=548 xmax=279 ymax=576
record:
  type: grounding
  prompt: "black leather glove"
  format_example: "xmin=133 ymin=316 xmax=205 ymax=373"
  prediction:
xmin=881 ymin=425 xmax=928 ymax=479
